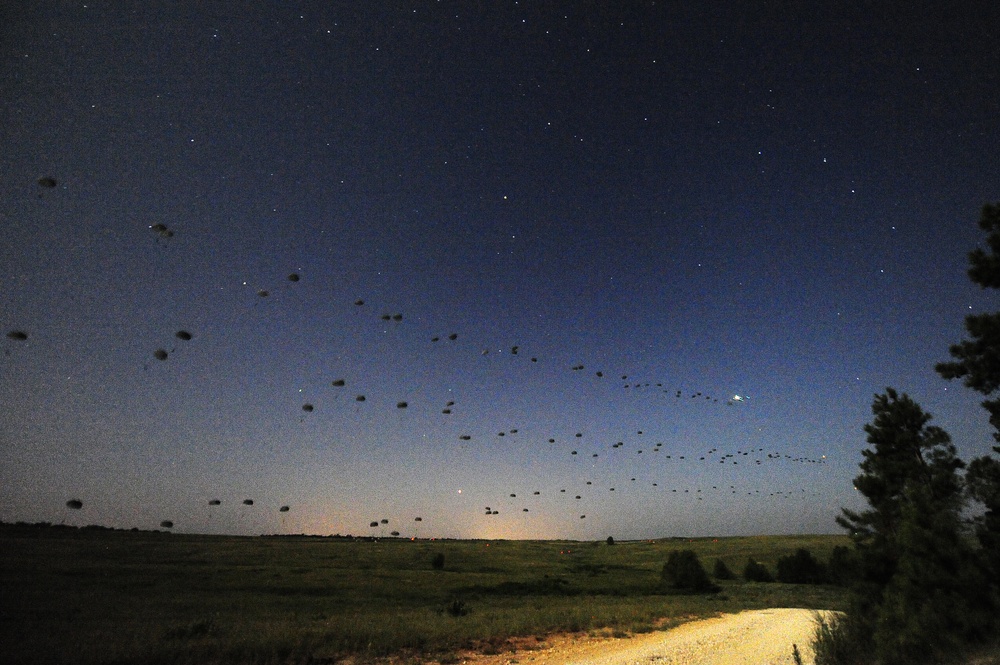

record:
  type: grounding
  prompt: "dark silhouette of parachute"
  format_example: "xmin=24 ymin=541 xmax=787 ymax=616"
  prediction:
xmin=66 ymin=499 xmax=83 ymax=509
xmin=302 ymin=403 xmax=314 ymax=412
xmin=208 ymin=499 xmax=221 ymax=506
xmin=150 ymin=223 xmax=173 ymax=239
xmin=153 ymin=349 xmax=168 ymax=361
xmin=279 ymin=506 xmax=290 ymax=512
xmin=287 ymin=273 xmax=300 ymax=282
xmin=175 ymin=330 xmax=192 ymax=341
xmin=6 ymin=331 xmax=28 ymax=341
xmin=160 ymin=520 xmax=174 ymax=528
xmin=38 ymin=177 xmax=57 ymax=188
xmin=332 ymin=379 xmax=346 ymax=387
xmin=243 ymin=499 xmax=254 ymax=506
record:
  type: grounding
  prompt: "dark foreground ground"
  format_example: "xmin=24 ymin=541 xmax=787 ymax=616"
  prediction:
xmin=1 ymin=523 xmax=851 ymax=664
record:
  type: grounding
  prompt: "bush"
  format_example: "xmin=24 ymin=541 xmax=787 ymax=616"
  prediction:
xmin=826 ymin=546 xmax=855 ymax=587
xmin=813 ymin=613 xmax=871 ymax=665
xmin=445 ymin=599 xmax=468 ymax=616
xmin=606 ymin=536 xmax=615 ymax=545
xmin=777 ymin=548 xmax=826 ymax=584
xmin=431 ymin=552 xmax=445 ymax=570
xmin=743 ymin=558 xmax=774 ymax=582
xmin=713 ymin=558 xmax=735 ymax=580
xmin=661 ymin=550 xmax=720 ymax=593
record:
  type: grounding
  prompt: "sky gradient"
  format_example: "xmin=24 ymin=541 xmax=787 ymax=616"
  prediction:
xmin=2 ymin=2 xmax=998 ymax=540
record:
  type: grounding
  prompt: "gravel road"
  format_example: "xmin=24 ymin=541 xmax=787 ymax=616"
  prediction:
xmin=461 ymin=608 xmax=837 ymax=665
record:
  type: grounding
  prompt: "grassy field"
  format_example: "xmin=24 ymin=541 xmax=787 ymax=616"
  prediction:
xmin=1 ymin=524 xmax=850 ymax=664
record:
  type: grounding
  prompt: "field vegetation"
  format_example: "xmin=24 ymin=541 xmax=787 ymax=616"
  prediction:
xmin=1 ymin=523 xmax=849 ymax=664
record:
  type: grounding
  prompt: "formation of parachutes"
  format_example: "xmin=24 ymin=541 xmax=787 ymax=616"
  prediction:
xmin=9 ymin=175 xmax=832 ymax=536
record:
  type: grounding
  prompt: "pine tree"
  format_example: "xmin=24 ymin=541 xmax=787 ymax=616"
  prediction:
xmin=836 ymin=388 xmax=963 ymax=583
xmin=833 ymin=389 xmax=977 ymax=665
xmin=936 ymin=202 xmax=1000 ymax=581
xmin=937 ymin=203 xmax=1000 ymax=441
xmin=872 ymin=483 xmax=993 ymax=665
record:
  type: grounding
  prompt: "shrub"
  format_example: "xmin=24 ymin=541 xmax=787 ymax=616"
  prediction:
xmin=445 ymin=599 xmax=468 ymax=616
xmin=743 ymin=558 xmax=774 ymax=582
xmin=713 ymin=558 xmax=735 ymax=580
xmin=813 ymin=612 xmax=871 ymax=665
xmin=777 ymin=548 xmax=826 ymax=584
xmin=606 ymin=536 xmax=615 ymax=546
xmin=431 ymin=552 xmax=445 ymax=570
xmin=826 ymin=546 xmax=855 ymax=587
xmin=661 ymin=550 xmax=720 ymax=593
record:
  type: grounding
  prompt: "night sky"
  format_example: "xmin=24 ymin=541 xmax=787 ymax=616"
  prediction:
xmin=2 ymin=3 xmax=998 ymax=540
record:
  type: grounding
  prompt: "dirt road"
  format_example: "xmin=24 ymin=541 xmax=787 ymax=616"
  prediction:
xmin=460 ymin=608 xmax=836 ymax=665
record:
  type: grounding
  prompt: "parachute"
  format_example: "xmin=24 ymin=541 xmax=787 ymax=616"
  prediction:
xmin=150 ymin=223 xmax=173 ymax=239
xmin=66 ymin=499 xmax=83 ymax=509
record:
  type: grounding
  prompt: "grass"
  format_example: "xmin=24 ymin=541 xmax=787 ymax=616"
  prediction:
xmin=1 ymin=524 xmax=850 ymax=664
